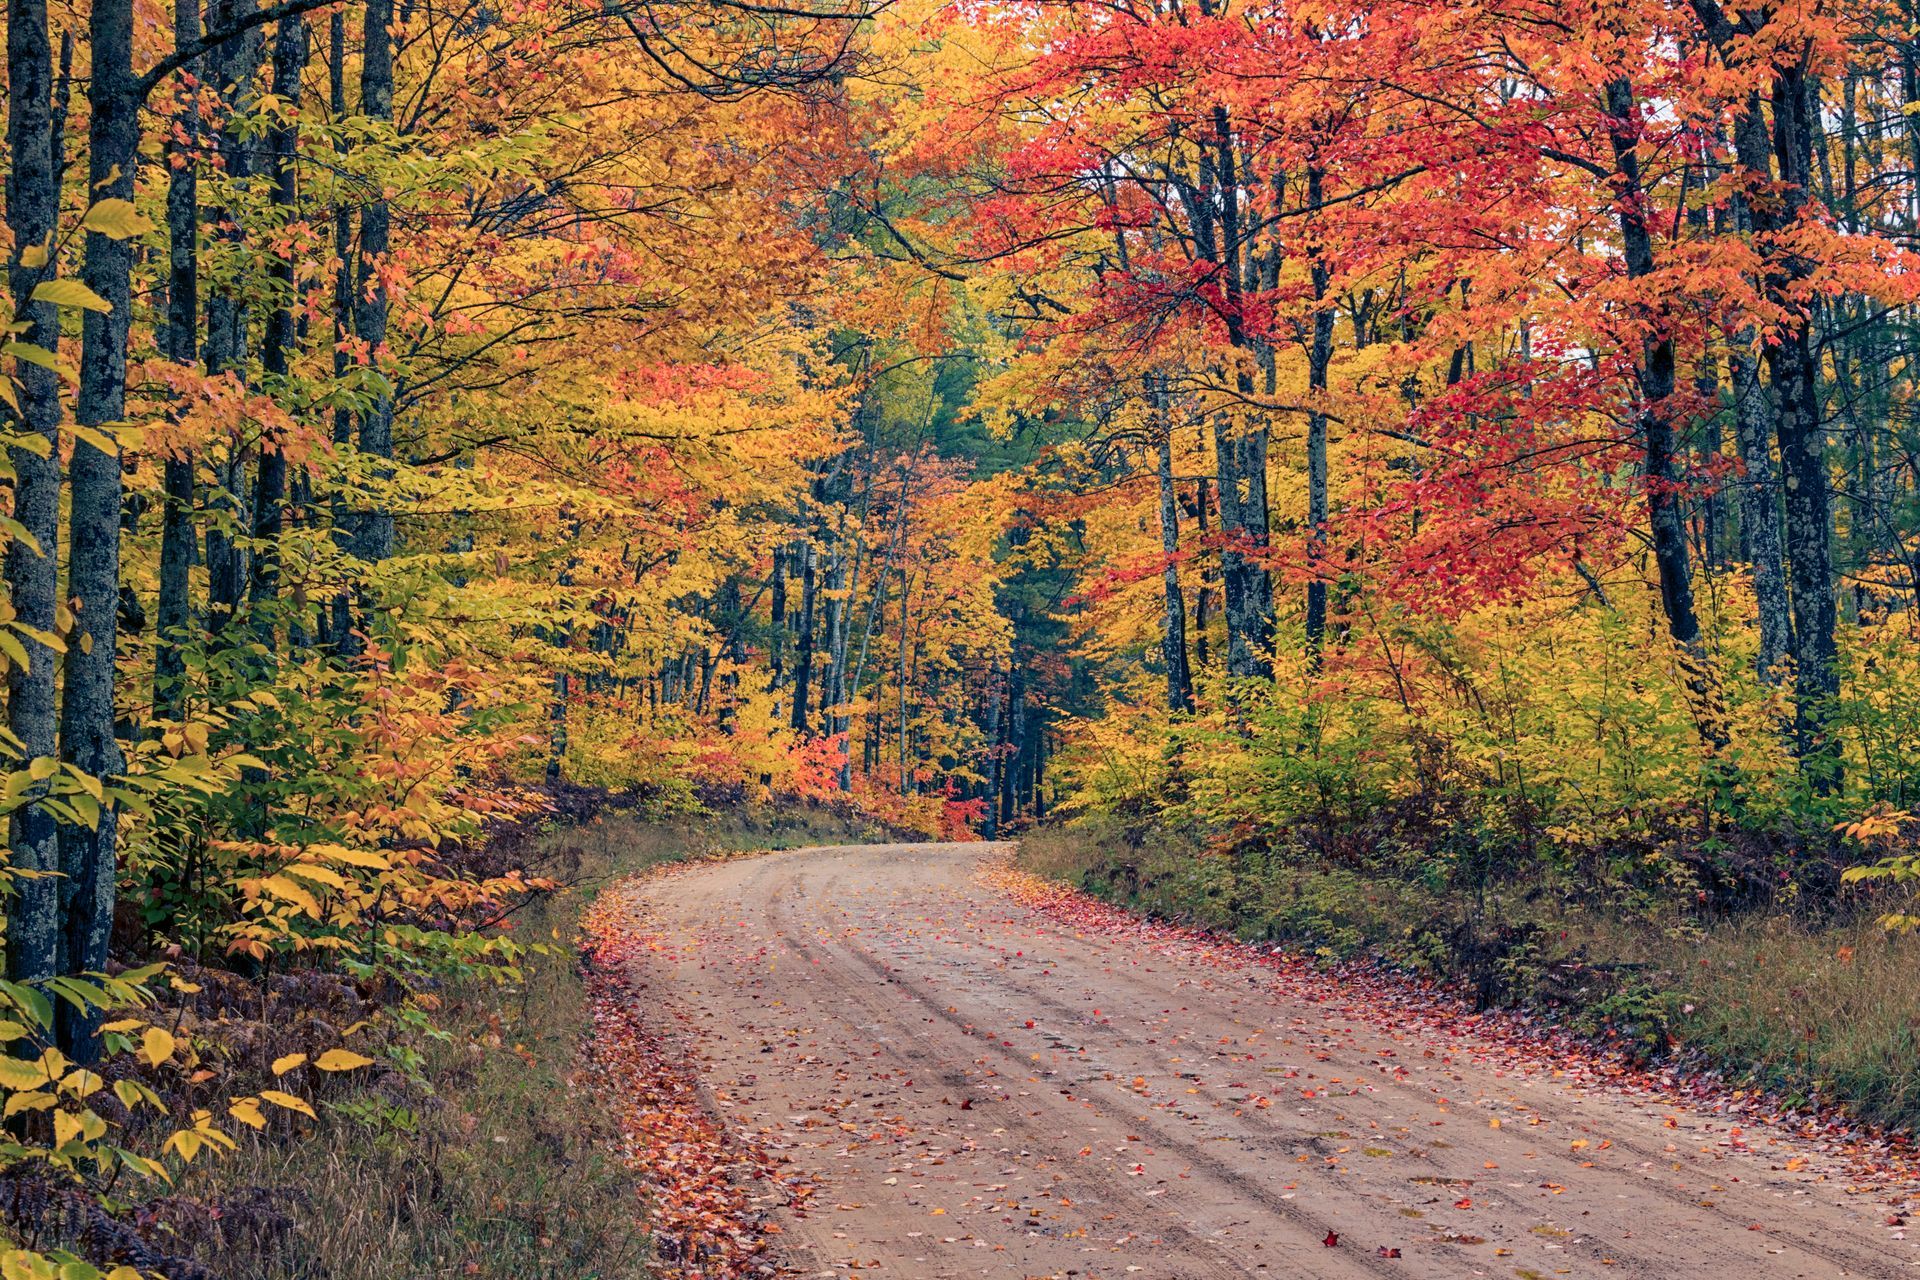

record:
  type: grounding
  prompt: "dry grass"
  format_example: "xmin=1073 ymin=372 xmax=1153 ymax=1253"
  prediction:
xmin=170 ymin=802 xmax=879 ymax=1280
xmin=1610 ymin=914 xmax=1920 ymax=1125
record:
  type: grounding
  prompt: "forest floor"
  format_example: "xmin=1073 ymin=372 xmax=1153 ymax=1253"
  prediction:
xmin=171 ymin=803 xmax=886 ymax=1280
xmin=599 ymin=840 xmax=1920 ymax=1280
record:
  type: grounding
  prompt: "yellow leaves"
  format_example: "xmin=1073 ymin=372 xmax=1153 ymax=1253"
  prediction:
xmin=3 ymin=1092 xmax=54 ymax=1119
xmin=80 ymin=197 xmax=155 ymax=240
xmin=227 ymin=1087 xmax=317 ymax=1129
xmin=272 ymin=1053 xmax=308 ymax=1076
xmin=59 ymin=1069 xmax=104 ymax=1098
xmin=140 ymin=1026 xmax=177 ymax=1067
xmin=0 ymin=1056 xmax=51 ymax=1090
xmin=1 ymin=1249 xmax=143 ymax=1280
xmin=164 ymin=1110 xmax=237 ymax=1164
xmin=159 ymin=722 xmax=209 ymax=758
xmin=284 ymin=864 xmax=351 ymax=892
xmin=315 ymin=1048 xmax=375 ymax=1072
xmin=260 ymin=1089 xmax=317 ymax=1118
xmin=52 ymin=1107 xmax=106 ymax=1148
xmin=314 ymin=845 xmax=392 ymax=870
xmin=258 ymin=874 xmax=324 ymax=918
xmin=29 ymin=278 xmax=110 ymax=313
xmin=113 ymin=1078 xmax=161 ymax=1112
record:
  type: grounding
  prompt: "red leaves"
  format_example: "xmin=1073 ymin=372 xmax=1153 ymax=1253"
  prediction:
xmin=1323 ymin=1230 xmax=1340 ymax=1247
xmin=985 ymin=852 xmax=1920 ymax=1194
xmin=582 ymin=887 xmax=807 ymax=1277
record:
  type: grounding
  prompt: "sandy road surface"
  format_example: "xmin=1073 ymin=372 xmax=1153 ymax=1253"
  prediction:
xmin=615 ymin=841 xmax=1916 ymax=1279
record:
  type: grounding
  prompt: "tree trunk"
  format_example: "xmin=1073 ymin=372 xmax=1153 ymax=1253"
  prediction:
xmin=1000 ymin=661 xmax=1021 ymax=826
xmin=981 ymin=662 xmax=1002 ymax=839
xmin=1304 ymin=166 xmax=1335 ymax=662
xmin=1603 ymin=75 xmax=1725 ymax=752
xmin=61 ymin=0 xmax=139 ymax=1058
xmin=826 ymin=534 xmax=859 ymax=770
xmin=1768 ymin=67 xmax=1841 ymax=784
xmin=791 ymin=537 xmax=817 ymax=733
xmin=1151 ymin=379 xmax=1194 ymax=713
xmin=155 ymin=0 xmax=201 ymax=718
xmin=355 ymin=0 xmax=395 ymax=567
xmin=249 ymin=15 xmax=308 ymax=642
xmin=1193 ymin=477 xmax=1213 ymax=670
xmin=5 ymin=0 xmax=64 ymax=989
xmin=897 ymin=576 xmax=912 ymax=794
xmin=202 ymin=0 xmax=263 ymax=640
xmin=1729 ymin=338 xmax=1793 ymax=677
xmin=768 ymin=544 xmax=786 ymax=718
xmin=1690 ymin=2 xmax=1840 ymax=783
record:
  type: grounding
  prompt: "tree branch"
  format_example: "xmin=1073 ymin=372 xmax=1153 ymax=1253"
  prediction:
xmin=137 ymin=0 xmax=338 ymax=99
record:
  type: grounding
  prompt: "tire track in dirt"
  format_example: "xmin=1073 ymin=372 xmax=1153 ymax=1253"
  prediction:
xmin=612 ymin=841 xmax=1917 ymax=1279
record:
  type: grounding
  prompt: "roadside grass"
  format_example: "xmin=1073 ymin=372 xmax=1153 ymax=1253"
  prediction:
xmin=1019 ymin=819 xmax=1920 ymax=1134
xmin=171 ymin=802 xmax=880 ymax=1280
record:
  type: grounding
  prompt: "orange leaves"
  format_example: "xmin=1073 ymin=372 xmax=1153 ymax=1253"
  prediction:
xmin=580 ymin=885 xmax=805 ymax=1276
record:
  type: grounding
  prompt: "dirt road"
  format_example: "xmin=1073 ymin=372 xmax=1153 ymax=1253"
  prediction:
xmin=614 ymin=841 xmax=1916 ymax=1279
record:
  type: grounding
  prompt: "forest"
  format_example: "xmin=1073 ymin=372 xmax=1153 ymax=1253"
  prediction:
xmin=6 ymin=0 xmax=1920 ymax=1272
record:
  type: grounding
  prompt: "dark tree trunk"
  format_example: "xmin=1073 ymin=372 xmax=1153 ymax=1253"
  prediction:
xmin=1178 ymin=105 xmax=1272 ymax=680
xmin=1729 ymin=337 xmax=1793 ymax=677
xmin=354 ymin=0 xmax=395 ymax=565
xmin=791 ymin=538 xmax=817 ymax=733
xmin=1603 ymin=76 xmax=1725 ymax=752
xmin=1193 ymin=477 xmax=1213 ymax=671
xmin=1767 ymin=65 xmax=1841 ymax=784
xmin=1304 ymin=166 xmax=1335 ymax=662
xmin=5 ymin=0 xmax=64 ymax=988
xmin=897 ymin=579 xmax=911 ymax=794
xmin=61 ymin=0 xmax=140 ymax=1058
xmin=1689 ymin=0 xmax=1839 ymax=783
xmin=1726 ymin=94 xmax=1797 ymax=682
xmin=250 ymin=16 xmax=308 ymax=642
xmin=155 ymin=0 xmax=202 ymax=718
xmin=981 ymin=662 xmax=1002 ymax=839
xmin=999 ymin=661 xmax=1021 ymax=827
xmin=826 ymin=531 xmax=859 ymax=771
xmin=337 ymin=0 xmax=394 ymax=659
xmin=202 ymin=0 xmax=264 ymax=640
xmin=768 ymin=545 xmax=786 ymax=717
xmin=322 ymin=7 xmax=353 ymax=651
xmin=1151 ymin=380 xmax=1194 ymax=713
xmin=1212 ymin=412 xmax=1273 ymax=681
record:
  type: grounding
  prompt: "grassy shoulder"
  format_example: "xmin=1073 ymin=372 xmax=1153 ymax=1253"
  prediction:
xmin=166 ymin=801 xmax=878 ymax=1280
xmin=1020 ymin=818 xmax=1920 ymax=1134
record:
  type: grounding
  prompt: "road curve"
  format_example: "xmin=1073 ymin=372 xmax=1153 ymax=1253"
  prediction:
xmin=614 ymin=841 xmax=1916 ymax=1279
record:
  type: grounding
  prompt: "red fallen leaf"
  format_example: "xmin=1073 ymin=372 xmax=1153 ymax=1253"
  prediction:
xmin=958 ymin=1098 xmax=973 ymax=1110
xmin=1323 ymin=1231 xmax=1339 ymax=1248
xmin=1454 ymin=1197 xmax=1473 ymax=1209
xmin=1378 ymin=1246 xmax=1402 ymax=1258
xmin=1024 ymin=1020 xmax=1035 ymax=1028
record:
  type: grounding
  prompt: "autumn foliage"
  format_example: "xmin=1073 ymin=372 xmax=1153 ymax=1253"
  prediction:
xmin=5 ymin=0 xmax=1920 ymax=1268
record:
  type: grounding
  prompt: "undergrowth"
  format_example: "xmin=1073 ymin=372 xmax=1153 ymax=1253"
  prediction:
xmin=164 ymin=800 xmax=879 ymax=1279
